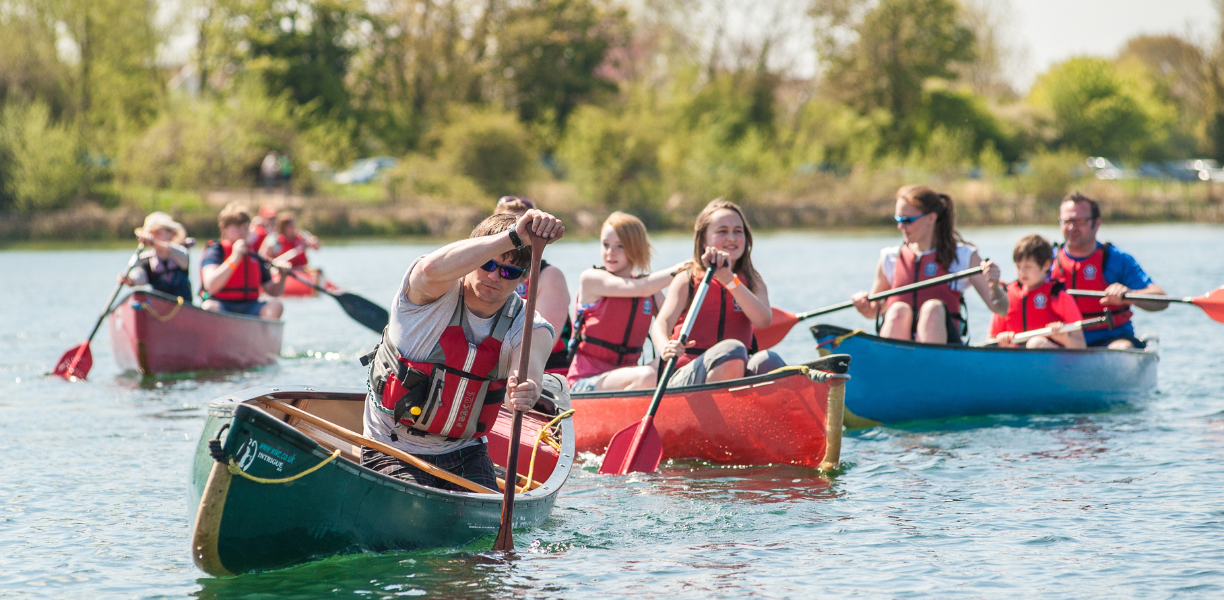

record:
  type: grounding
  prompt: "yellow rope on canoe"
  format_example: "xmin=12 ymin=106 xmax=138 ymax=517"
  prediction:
xmin=831 ymin=329 xmax=862 ymax=349
xmin=521 ymin=409 xmax=575 ymax=493
xmin=227 ymin=449 xmax=340 ymax=484
xmin=141 ymin=296 xmax=184 ymax=322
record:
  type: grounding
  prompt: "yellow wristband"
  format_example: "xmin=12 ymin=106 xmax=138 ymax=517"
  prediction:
xmin=726 ymin=274 xmax=741 ymax=290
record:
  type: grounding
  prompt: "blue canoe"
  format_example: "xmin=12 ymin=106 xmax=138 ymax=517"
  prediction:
xmin=810 ymin=324 xmax=1158 ymax=426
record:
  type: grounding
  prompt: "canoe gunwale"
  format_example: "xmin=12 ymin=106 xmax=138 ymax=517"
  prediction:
xmin=810 ymin=323 xmax=1158 ymax=357
xmin=214 ymin=385 xmax=574 ymax=503
xmin=116 ymin=289 xmax=284 ymax=327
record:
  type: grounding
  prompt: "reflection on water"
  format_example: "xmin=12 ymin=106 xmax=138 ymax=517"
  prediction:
xmin=2 ymin=225 xmax=1224 ymax=598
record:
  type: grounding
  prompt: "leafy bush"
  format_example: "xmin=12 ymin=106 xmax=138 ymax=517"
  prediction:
xmin=383 ymin=154 xmax=488 ymax=207
xmin=1020 ymin=149 xmax=1085 ymax=202
xmin=436 ymin=107 xmax=537 ymax=197
xmin=0 ymin=102 xmax=86 ymax=211
xmin=556 ymin=104 xmax=661 ymax=213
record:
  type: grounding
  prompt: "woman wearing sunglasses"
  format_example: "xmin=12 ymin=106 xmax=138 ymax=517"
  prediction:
xmin=651 ymin=199 xmax=785 ymax=387
xmin=360 ymin=209 xmax=565 ymax=492
xmin=851 ymin=185 xmax=1007 ymax=344
xmin=495 ymin=197 xmax=573 ymax=375
xmin=566 ymin=212 xmax=692 ymax=392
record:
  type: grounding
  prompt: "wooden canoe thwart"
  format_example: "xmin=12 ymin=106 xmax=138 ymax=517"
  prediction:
xmin=571 ymin=355 xmax=851 ymax=470
xmin=810 ymin=323 xmax=1159 ymax=426
xmin=108 ymin=290 xmax=282 ymax=376
xmin=188 ymin=385 xmax=574 ymax=576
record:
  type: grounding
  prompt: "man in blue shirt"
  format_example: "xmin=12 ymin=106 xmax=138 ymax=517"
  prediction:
xmin=1055 ymin=193 xmax=1168 ymax=349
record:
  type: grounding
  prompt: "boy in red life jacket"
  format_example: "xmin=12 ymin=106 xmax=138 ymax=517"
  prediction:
xmin=199 ymin=203 xmax=286 ymax=319
xmin=360 ymin=210 xmax=565 ymax=492
xmin=989 ymin=235 xmax=1086 ymax=349
xmin=248 ymin=205 xmax=278 ymax=251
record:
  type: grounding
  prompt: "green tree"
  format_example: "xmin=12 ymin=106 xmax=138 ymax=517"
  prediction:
xmin=1028 ymin=57 xmax=1164 ymax=160
xmin=811 ymin=0 xmax=975 ymax=146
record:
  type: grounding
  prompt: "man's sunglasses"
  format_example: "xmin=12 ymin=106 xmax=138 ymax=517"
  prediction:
xmin=893 ymin=213 xmax=928 ymax=225
xmin=480 ymin=260 xmax=526 ymax=280
xmin=1058 ymin=217 xmax=1096 ymax=227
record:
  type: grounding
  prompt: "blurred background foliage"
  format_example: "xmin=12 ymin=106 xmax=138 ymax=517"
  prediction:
xmin=3 ymin=0 xmax=1224 ymax=234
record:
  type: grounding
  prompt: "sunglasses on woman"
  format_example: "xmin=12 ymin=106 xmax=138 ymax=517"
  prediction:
xmin=480 ymin=259 xmax=526 ymax=280
xmin=893 ymin=213 xmax=928 ymax=225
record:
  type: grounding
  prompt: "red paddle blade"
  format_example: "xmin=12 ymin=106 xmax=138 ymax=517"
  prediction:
xmin=52 ymin=343 xmax=92 ymax=381
xmin=753 ymin=307 xmax=800 ymax=351
xmin=1191 ymin=286 xmax=1224 ymax=324
xmin=598 ymin=418 xmax=663 ymax=475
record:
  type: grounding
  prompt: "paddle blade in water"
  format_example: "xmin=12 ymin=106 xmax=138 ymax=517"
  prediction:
xmin=598 ymin=418 xmax=663 ymax=475
xmin=753 ymin=307 xmax=799 ymax=351
xmin=335 ymin=293 xmax=389 ymax=333
xmin=1191 ymin=286 xmax=1224 ymax=324
xmin=52 ymin=343 xmax=92 ymax=381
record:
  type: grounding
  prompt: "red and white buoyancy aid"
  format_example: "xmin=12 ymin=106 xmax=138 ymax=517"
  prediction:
xmin=249 ymin=224 xmax=270 ymax=254
xmin=572 ymin=292 xmax=657 ymax=367
xmin=202 ymin=240 xmax=262 ymax=302
xmin=883 ymin=244 xmax=964 ymax=326
xmin=1051 ymin=243 xmax=1131 ymax=331
xmin=276 ymin=233 xmax=309 ymax=267
xmin=363 ymin=291 xmax=520 ymax=440
xmin=999 ymin=279 xmax=1067 ymax=333
xmin=672 ymin=272 xmax=755 ymax=369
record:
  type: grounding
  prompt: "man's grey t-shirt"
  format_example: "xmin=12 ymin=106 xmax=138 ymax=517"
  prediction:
xmin=363 ymin=257 xmax=554 ymax=455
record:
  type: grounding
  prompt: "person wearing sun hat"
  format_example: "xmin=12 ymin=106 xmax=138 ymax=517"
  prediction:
xmin=120 ymin=212 xmax=194 ymax=301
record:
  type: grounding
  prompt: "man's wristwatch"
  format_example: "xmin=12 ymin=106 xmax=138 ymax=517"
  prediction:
xmin=507 ymin=229 xmax=526 ymax=250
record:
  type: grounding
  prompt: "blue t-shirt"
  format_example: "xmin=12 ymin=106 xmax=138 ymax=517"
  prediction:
xmin=1060 ymin=243 xmax=1153 ymax=343
xmin=201 ymin=242 xmax=271 ymax=283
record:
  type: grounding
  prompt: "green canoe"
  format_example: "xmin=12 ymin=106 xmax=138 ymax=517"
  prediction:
xmin=189 ymin=385 xmax=575 ymax=575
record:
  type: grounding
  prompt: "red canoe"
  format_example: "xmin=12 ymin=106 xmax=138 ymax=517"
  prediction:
xmin=108 ymin=291 xmax=283 ymax=376
xmin=280 ymin=268 xmax=340 ymax=297
xmin=571 ymin=355 xmax=850 ymax=469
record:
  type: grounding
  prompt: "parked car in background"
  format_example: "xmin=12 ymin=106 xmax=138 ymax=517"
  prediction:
xmin=1086 ymin=157 xmax=1127 ymax=180
xmin=333 ymin=156 xmax=399 ymax=184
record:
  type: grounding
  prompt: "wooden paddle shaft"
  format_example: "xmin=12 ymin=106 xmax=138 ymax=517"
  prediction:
xmin=1011 ymin=316 xmax=1106 ymax=344
xmin=262 ymin=399 xmax=496 ymax=495
xmin=1067 ymin=290 xmax=1189 ymax=303
xmin=495 ymin=234 xmax=547 ymax=551
xmin=796 ymin=265 xmax=985 ymax=321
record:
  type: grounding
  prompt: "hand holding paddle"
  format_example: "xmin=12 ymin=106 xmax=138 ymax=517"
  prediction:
xmin=1068 ymin=287 xmax=1224 ymax=324
xmin=599 ymin=263 xmax=718 ymax=476
xmin=53 ymin=243 xmax=145 ymax=381
xmin=977 ymin=316 xmax=1108 ymax=347
xmin=495 ymin=214 xmax=562 ymax=552
xmin=754 ymin=265 xmax=986 ymax=350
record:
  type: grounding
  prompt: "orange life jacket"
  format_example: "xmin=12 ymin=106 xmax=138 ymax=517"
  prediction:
xmin=363 ymin=292 xmax=519 ymax=441
xmin=202 ymin=240 xmax=262 ymax=302
xmin=1051 ymin=243 xmax=1131 ymax=331
xmin=673 ymin=272 xmax=755 ymax=369
xmin=572 ymin=287 xmax=657 ymax=367
xmin=882 ymin=244 xmax=966 ymax=339
xmin=276 ymin=233 xmax=309 ymax=268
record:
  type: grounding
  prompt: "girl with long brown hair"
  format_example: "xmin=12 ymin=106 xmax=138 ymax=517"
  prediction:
xmin=650 ymin=199 xmax=784 ymax=386
xmin=566 ymin=212 xmax=691 ymax=392
xmin=851 ymin=185 xmax=1007 ymax=344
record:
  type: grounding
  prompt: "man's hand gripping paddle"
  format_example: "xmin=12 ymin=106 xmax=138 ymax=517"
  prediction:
xmin=1068 ymin=287 xmax=1224 ymax=324
xmin=598 ymin=264 xmax=718 ymax=476
xmin=53 ymin=244 xmax=145 ymax=381
xmin=493 ymin=230 xmax=548 ymax=552
xmin=753 ymin=265 xmax=986 ymax=350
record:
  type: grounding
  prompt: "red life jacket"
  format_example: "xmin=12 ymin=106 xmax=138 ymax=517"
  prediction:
xmin=249 ymin=224 xmax=270 ymax=253
xmin=363 ymin=291 xmax=519 ymax=441
xmin=572 ymin=289 xmax=657 ymax=367
xmin=1051 ymin=243 xmax=1131 ymax=331
xmin=202 ymin=240 xmax=262 ymax=302
xmin=516 ymin=261 xmax=571 ymax=373
xmin=999 ymin=279 xmax=1067 ymax=333
xmin=673 ymin=272 xmax=755 ymax=368
xmin=276 ymin=233 xmax=309 ymax=267
xmin=883 ymin=244 xmax=965 ymax=337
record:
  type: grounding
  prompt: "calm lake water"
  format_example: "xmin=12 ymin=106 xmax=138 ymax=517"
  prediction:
xmin=2 ymin=224 xmax=1223 ymax=598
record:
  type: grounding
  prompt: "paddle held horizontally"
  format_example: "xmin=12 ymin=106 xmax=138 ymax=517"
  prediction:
xmin=1068 ymin=287 xmax=1224 ymax=324
xmin=976 ymin=316 xmax=1108 ymax=347
xmin=52 ymin=243 xmax=146 ymax=381
xmin=754 ymin=265 xmax=986 ymax=350
xmin=493 ymin=233 xmax=547 ymax=552
xmin=598 ymin=265 xmax=718 ymax=476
